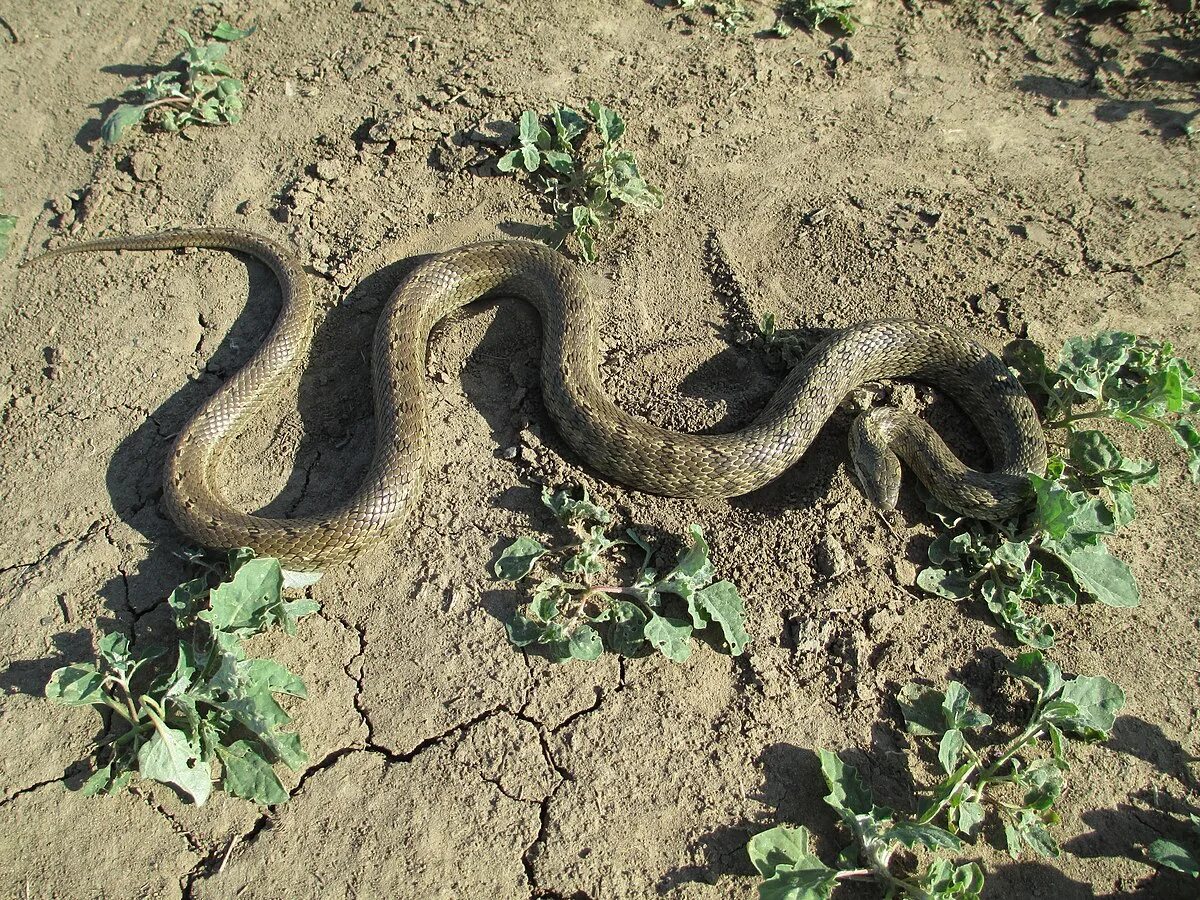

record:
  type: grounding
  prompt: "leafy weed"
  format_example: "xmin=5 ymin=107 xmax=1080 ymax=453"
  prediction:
xmin=494 ymin=486 xmax=749 ymax=662
xmin=748 ymin=652 xmax=1124 ymax=898
xmin=916 ymin=332 xmax=1199 ymax=647
xmin=0 ymin=192 xmax=15 ymax=261
xmin=495 ymin=102 xmax=662 ymax=262
xmin=45 ymin=550 xmax=318 ymax=806
xmin=100 ymin=20 xmax=254 ymax=145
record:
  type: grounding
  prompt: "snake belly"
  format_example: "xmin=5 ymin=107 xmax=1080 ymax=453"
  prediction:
xmin=35 ymin=228 xmax=1047 ymax=572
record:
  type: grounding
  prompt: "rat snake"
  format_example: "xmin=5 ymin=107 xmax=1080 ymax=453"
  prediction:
xmin=35 ymin=228 xmax=1047 ymax=575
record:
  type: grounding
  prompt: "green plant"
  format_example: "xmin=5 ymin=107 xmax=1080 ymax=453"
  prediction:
xmin=495 ymin=102 xmax=662 ymax=262
xmin=45 ymin=550 xmax=318 ymax=806
xmin=1148 ymin=813 xmax=1200 ymax=879
xmin=0 ymin=192 xmax=15 ymax=261
xmin=100 ymin=20 xmax=254 ymax=145
xmin=748 ymin=651 xmax=1124 ymax=899
xmin=917 ymin=332 xmax=1199 ymax=648
xmin=781 ymin=0 xmax=858 ymax=35
xmin=1055 ymin=0 xmax=1146 ymax=17
xmin=494 ymin=486 xmax=749 ymax=662
xmin=710 ymin=0 xmax=754 ymax=33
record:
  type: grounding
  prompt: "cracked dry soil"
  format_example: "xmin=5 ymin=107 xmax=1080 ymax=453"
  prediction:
xmin=1 ymin=1 xmax=1199 ymax=898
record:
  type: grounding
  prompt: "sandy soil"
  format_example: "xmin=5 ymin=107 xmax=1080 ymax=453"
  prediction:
xmin=1 ymin=0 xmax=1198 ymax=897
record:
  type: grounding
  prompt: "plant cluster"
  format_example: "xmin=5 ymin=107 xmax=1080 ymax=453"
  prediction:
xmin=0 ymin=192 xmax=14 ymax=261
xmin=1055 ymin=0 xmax=1146 ymax=17
xmin=1149 ymin=814 xmax=1200 ymax=879
xmin=917 ymin=332 xmax=1198 ymax=648
xmin=780 ymin=0 xmax=858 ymax=35
xmin=749 ymin=652 xmax=1124 ymax=899
xmin=495 ymin=102 xmax=663 ymax=262
xmin=46 ymin=551 xmax=318 ymax=806
xmin=495 ymin=486 xmax=749 ymax=662
xmin=101 ymin=20 xmax=254 ymax=146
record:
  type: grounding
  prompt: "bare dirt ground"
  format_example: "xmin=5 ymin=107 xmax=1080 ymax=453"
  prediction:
xmin=1 ymin=0 xmax=1198 ymax=897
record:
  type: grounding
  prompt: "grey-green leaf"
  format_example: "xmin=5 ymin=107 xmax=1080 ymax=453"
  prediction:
xmin=216 ymin=740 xmax=287 ymax=805
xmin=46 ymin=664 xmax=105 ymax=707
xmin=138 ymin=723 xmax=212 ymax=805
xmin=693 ymin=580 xmax=750 ymax=655
xmin=494 ymin=536 xmax=547 ymax=580
xmin=644 ymin=613 xmax=692 ymax=662
xmin=568 ymin=625 xmax=603 ymax=661
xmin=101 ymin=104 xmax=146 ymax=145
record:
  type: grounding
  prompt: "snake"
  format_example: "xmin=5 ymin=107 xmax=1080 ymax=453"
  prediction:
xmin=34 ymin=228 xmax=1047 ymax=578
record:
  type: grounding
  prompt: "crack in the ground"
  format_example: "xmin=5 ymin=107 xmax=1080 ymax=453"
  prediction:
xmin=0 ymin=519 xmax=109 ymax=576
xmin=0 ymin=774 xmax=69 ymax=809
xmin=134 ymin=787 xmax=205 ymax=857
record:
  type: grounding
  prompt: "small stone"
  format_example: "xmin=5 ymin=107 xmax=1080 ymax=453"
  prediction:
xmin=129 ymin=151 xmax=158 ymax=182
xmin=807 ymin=207 xmax=829 ymax=226
xmin=894 ymin=559 xmax=917 ymax=587
xmin=433 ymin=370 xmax=450 ymax=384
xmin=13 ymin=395 xmax=32 ymax=410
xmin=236 ymin=199 xmax=257 ymax=216
xmin=499 ymin=446 xmax=519 ymax=461
xmin=814 ymin=536 xmax=848 ymax=578
xmin=315 ymin=158 xmax=346 ymax=182
xmin=112 ymin=173 xmax=134 ymax=193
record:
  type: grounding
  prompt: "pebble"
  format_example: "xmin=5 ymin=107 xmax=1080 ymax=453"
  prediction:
xmin=894 ymin=559 xmax=917 ymax=587
xmin=129 ymin=151 xmax=159 ymax=182
xmin=499 ymin=446 xmax=519 ymax=461
xmin=315 ymin=158 xmax=346 ymax=182
xmin=814 ymin=536 xmax=849 ymax=578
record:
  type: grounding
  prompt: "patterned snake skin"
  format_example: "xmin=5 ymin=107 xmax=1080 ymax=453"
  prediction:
xmin=35 ymin=228 xmax=1047 ymax=572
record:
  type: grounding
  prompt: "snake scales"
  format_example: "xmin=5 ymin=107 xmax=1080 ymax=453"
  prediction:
xmin=37 ymin=228 xmax=1047 ymax=574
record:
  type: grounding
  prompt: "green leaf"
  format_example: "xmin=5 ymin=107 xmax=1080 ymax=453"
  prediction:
xmin=209 ymin=20 xmax=256 ymax=41
xmin=920 ymin=858 xmax=985 ymax=898
xmin=1172 ymin=420 xmax=1200 ymax=482
xmin=102 ymin=103 xmax=146 ymax=145
xmin=81 ymin=764 xmax=115 ymax=797
xmin=200 ymin=557 xmax=284 ymax=634
xmin=1009 ymin=650 xmax=1065 ymax=700
xmin=916 ymin=567 xmax=971 ymax=600
xmin=938 ymin=728 xmax=965 ymax=775
xmin=542 ymin=150 xmax=574 ymax=174
xmin=98 ymin=632 xmax=133 ymax=671
xmin=505 ymin=612 xmax=544 ymax=647
xmin=748 ymin=824 xmax=838 ymax=900
xmin=587 ymin=101 xmax=626 ymax=145
xmin=568 ymin=625 xmax=604 ymax=661
xmin=644 ymin=612 xmax=692 ymax=662
xmin=897 ymin=683 xmax=948 ymax=737
xmin=692 ymin=580 xmax=750 ymax=655
xmin=167 ymin=577 xmax=208 ymax=622
xmin=496 ymin=149 xmax=520 ymax=172
xmin=1149 ymin=837 xmax=1200 ymax=877
xmin=883 ymin=821 xmax=961 ymax=851
xmin=758 ymin=868 xmax=838 ymax=900
xmin=1013 ymin=812 xmax=1060 ymax=858
xmin=1043 ymin=539 xmax=1139 ymax=607
xmin=541 ymin=485 xmax=611 ymax=525
xmin=520 ymin=144 xmax=540 ymax=172
xmin=818 ymin=749 xmax=882 ymax=825
xmin=216 ymin=740 xmax=287 ymax=805
xmin=494 ymin=536 xmax=547 ymax=580
xmin=609 ymin=599 xmax=648 ymax=657
xmin=46 ymin=664 xmax=105 ymax=707
xmin=138 ymin=721 xmax=212 ymax=805
xmin=517 ymin=109 xmax=542 ymax=145
xmin=956 ymin=800 xmax=986 ymax=839
xmin=1052 ymin=675 xmax=1125 ymax=738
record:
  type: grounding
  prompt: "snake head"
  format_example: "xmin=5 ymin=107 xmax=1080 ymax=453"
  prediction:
xmin=848 ymin=411 xmax=902 ymax=510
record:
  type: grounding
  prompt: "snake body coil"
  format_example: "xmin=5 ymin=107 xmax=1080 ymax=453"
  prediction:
xmin=37 ymin=229 xmax=1047 ymax=573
